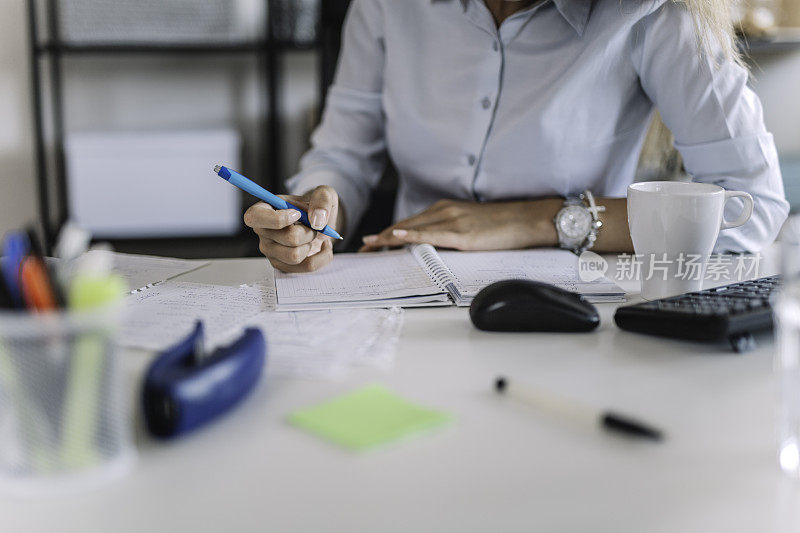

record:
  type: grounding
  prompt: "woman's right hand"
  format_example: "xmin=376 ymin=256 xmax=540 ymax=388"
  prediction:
xmin=244 ymin=185 xmax=342 ymax=273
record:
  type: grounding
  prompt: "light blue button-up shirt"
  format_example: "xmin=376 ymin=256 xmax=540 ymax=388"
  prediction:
xmin=287 ymin=0 xmax=789 ymax=252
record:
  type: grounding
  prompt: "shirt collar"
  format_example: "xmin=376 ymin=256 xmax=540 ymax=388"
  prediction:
xmin=552 ymin=0 xmax=592 ymax=36
xmin=446 ymin=0 xmax=592 ymax=37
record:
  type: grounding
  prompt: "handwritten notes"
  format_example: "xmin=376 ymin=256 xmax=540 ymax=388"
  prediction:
xmin=243 ymin=307 xmax=403 ymax=379
xmin=100 ymin=252 xmax=208 ymax=292
xmin=120 ymin=281 xmax=404 ymax=380
xmin=273 ymin=246 xmax=624 ymax=309
xmin=437 ymin=249 xmax=622 ymax=299
xmin=121 ymin=282 xmax=273 ymax=351
xmin=275 ymin=249 xmax=445 ymax=309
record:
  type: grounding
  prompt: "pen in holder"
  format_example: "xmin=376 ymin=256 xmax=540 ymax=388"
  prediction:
xmin=0 ymin=306 xmax=135 ymax=497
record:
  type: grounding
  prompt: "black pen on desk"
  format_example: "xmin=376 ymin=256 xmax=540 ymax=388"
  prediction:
xmin=494 ymin=377 xmax=664 ymax=442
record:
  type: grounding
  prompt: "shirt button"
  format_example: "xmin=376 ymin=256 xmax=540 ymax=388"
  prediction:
xmin=481 ymin=97 xmax=491 ymax=109
xmin=467 ymin=154 xmax=476 ymax=166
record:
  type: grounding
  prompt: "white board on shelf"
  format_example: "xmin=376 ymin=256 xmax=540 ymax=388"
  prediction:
xmin=66 ymin=129 xmax=242 ymax=238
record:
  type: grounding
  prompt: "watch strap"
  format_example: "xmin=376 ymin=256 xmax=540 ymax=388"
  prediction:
xmin=555 ymin=191 xmax=605 ymax=255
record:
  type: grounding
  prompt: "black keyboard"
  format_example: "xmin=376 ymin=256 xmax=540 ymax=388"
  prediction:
xmin=613 ymin=275 xmax=781 ymax=352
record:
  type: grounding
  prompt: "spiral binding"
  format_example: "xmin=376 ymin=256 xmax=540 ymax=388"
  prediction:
xmin=411 ymin=244 xmax=457 ymax=292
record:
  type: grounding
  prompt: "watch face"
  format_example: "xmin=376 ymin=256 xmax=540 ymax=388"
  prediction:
xmin=557 ymin=206 xmax=593 ymax=240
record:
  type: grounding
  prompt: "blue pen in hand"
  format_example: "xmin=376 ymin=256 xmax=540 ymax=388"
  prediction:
xmin=213 ymin=165 xmax=343 ymax=240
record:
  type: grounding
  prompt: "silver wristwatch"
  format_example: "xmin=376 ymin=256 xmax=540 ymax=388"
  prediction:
xmin=553 ymin=190 xmax=606 ymax=255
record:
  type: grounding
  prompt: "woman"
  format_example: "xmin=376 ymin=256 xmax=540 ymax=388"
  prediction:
xmin=244 ymin=0 xmax=788 ymax=273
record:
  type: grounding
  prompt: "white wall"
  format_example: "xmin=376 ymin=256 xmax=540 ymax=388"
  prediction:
xmin=748 ymin=51 xmax=800 ymax=155
xmin=0 ymin=2 xmax=37 ymax=236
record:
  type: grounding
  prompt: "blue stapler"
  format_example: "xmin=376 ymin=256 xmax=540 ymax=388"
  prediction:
xmin=142 ymin=322 xmax=266 ymax=439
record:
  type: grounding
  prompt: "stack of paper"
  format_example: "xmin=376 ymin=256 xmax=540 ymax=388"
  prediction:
xmin=120 ymin=281 xmax=404 ymax=380
xmin=107 ymin=252 xmax=209 ymax=292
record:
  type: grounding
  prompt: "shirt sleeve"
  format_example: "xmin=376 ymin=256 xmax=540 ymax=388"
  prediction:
xmin=285 ymin=0 xmax=387 ymax=240
xmin=630 ymin=1 xmax=789 ymax=253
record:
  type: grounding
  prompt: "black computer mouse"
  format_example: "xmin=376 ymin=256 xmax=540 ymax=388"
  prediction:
xmin=469 ymin=279 xmax=600 ymax=332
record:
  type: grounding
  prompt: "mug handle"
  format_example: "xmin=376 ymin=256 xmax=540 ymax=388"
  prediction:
xmin=720 ymin=191 xmax=754 ymax=230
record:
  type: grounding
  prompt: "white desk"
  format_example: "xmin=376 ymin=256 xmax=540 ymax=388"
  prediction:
xmin=3 ymin=254 xmax=800 ymax=533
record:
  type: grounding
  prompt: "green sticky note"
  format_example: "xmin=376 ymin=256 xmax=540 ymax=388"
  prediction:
xmin=289 ymin=385 xmax=451 ymax=451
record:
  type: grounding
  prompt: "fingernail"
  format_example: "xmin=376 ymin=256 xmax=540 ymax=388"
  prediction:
xmin=392 ymin=229 xmax=408 ymax=238
xmin=288 ymin=210 xmax=301 ymax=221
xmin=363 ymin=235 xmax=378 ymax=244
xmin=310 ymin=209 xmax=328 ymax=230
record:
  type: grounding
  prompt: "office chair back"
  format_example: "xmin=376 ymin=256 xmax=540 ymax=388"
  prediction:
xmin=318 ymin=0 xmax=398 ymax=251
xmin=319 ymin=0 xmax=351 ymax=103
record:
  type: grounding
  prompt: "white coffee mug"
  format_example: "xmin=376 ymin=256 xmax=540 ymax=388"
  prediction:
xmin=627 ymin=181 xmax=754 ymax=300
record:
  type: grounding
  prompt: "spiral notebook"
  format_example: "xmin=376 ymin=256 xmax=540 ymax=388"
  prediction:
xmin=274 ymin=245 xmax=625 ymax=310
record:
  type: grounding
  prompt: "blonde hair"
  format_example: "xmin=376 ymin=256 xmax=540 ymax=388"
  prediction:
xmin=636 ymin=0 xmax=744 ymax=181
xmin=678 ymin=0 xmax=744 ymax=66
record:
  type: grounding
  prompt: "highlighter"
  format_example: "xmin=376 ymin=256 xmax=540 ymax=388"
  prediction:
xmin=62 ymin=247 xmax=126 ymax=468
xmin=19 ymin=257 xmax=58 ymax=312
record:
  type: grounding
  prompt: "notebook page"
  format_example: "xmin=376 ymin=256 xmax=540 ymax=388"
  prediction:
xmin=437 ymin=249 xmax=625 ymax=303
xmin=120 ymin=281 xmax=274 ymax=351
xmin=100 ymin=251 xmax=209 ymax=292
xmin=274 ymin=249 xmax=444 ymax=306
xmin=242 ymin=307 xmax=404 ymax=379
xmin=120 ymin=280 xmax=405 ymax=380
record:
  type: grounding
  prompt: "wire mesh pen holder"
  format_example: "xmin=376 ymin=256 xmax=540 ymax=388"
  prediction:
xmin=0 ymin=307 xmax=135 ymax=497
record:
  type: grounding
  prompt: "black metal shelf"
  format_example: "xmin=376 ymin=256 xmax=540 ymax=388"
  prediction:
xmin=27 ymin=0 xmax=315 ymax=253
xmin=739 ymin=28 xmax=800 ymax=54
xmin=34 ymin=40 xmax=316 ymax=55
xmin=103 ymin=231 xmax=262 ymax=260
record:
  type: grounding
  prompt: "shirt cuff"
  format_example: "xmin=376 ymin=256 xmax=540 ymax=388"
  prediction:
xmin=675 ymin=132 xmax=789 ymax=253
xmin=285 ymin=169 xmax=369 ymax=245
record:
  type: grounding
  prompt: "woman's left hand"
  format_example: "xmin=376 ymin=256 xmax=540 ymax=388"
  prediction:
xmin=359 ymin=198 xmax=563 ymax=252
